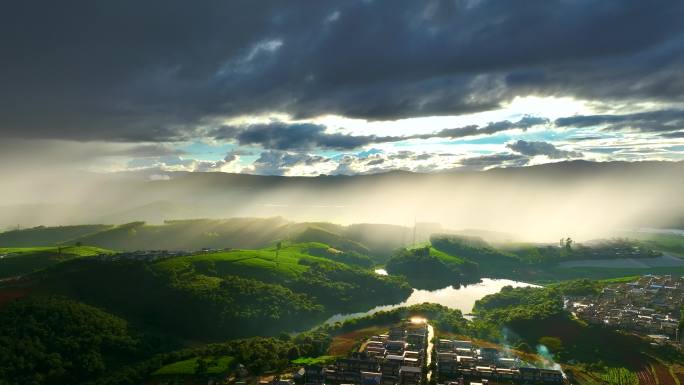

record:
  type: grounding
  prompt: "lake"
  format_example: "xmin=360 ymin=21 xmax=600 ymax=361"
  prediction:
xmin=325 ymin=278 xmax=539 ymax=323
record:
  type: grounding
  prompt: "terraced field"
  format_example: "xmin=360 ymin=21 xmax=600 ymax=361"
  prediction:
xmin=154 ymin=242 xmax=339 ymax=280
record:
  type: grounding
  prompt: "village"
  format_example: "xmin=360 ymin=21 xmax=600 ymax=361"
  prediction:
xmin=297 ymin=319 xmax=431 ymax=385
xmin=565 ymin=275 xmax=683 ymax=344
xmin=434 ymin=338 xmax=564 ymax=385
xmin=291 ymin=319 xmax=565 ymax=385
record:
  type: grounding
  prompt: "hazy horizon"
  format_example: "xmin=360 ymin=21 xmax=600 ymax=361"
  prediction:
xmin=2 ymin=160 xmax=683 ymax=242
xmin=1 ymin=1 xmax=683 ymax=241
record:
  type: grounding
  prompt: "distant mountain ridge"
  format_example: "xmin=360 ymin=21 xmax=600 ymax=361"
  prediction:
xmin=1 ymin=160 xmax=682 ymax=234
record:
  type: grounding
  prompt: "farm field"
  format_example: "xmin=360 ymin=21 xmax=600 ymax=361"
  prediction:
xmin=154 ymin=242 xmax=350 ymax=280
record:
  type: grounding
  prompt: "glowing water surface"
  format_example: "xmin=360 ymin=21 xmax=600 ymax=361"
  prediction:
xmin=326 ymin=278 xmax=539 ymax=323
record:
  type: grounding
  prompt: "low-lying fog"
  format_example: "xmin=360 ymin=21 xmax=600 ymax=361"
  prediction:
xmin=1 ymin=161 xmax=683 ymax=242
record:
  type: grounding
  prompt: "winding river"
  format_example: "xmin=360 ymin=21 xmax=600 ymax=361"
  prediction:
xmin=326 ymin=277 xmax=539 ymax=323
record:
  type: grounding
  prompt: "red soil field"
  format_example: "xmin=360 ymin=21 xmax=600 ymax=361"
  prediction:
xmin=651 ymin=363 xmax=677 ymax=385
xmin=635 ymin=364 xmax=657 ymax=385
xmin=0 ymin=289 xmax=28 ymax=307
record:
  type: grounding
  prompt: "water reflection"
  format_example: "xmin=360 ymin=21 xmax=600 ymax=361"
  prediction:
xmin=326 ymin=278 xmax=539 ymax=324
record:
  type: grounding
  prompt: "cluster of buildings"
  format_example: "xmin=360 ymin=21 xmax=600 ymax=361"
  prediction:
xmin=298 ymin=321 xmax=429 ymax=385
xmin=435 ymin=339 xmax=564 ymax=385
xmin=565 ymin=275 xmax=683 ymax=343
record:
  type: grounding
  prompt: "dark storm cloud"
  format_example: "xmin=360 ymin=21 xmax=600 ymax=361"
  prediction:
xmin=111 ymin=144 xmax=188 ymax=158
xmin=213 ymin=122 xmax=403 ymax=151
xmin=424 ymin=116 xmax=549 ymax=139
xmin=215 ymin=116 xmax=548 ymax=151
xmin=507 ymin=140 xmax=583 ymax=159
xmin=1 ymin=1 xmax=683 ymax=142
xmin=251 ymin=150 xmax=331 ymax=175
xmin=660 ymin=131 xmax=684 ymax=139
xmin=555 ymin=109 xmax=684 ymax=132
xmin=566 ymin=136 xmax=605 ymax=142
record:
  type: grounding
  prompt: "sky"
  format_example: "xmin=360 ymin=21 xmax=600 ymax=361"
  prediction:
xmin=1 ymin=0 xmax=684 ymax=177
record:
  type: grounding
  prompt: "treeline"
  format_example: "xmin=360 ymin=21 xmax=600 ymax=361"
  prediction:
xmin=321 ymin=303 xmax=470 ymax=336
xmin=88 ymin=332 xmax=331 ymax=385
xmin=26 ymin=259 xmax=319 ymax=340
xmin=386 ymin=235 xmax=667 ymax=284
xmin=0 ymin=295 xmax=333 ymax=385
xmin=430 ymin=235 xmax=522 ymax=275
xmin=468 ymin=281 xmax=684 ymax=370
xmin=22 ymin=253 xmax=410 ymax=342
xmin=0 ymin=296 xmax=144 ymax=385
xmin=304 ymin=246 xmax=374 ymax=268
xmin=385 ymin=246 xmax=479 ymax=289
xmin=291 ymin=261 xmax=411 ymax=312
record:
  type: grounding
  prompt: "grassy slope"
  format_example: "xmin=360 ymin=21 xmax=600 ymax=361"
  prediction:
xmin=429 ymin=247 xmax=466 ymax=265
xmin=0 ymin=246 xmax=113 ymax=279
xmin=0 ymin=220 xmax=402 ymax=264
xmin=0 ymin=225 xmax=114 ymax=247
xmin=154 ymin=242 xmax=333 ymax=281
xmin=153 ymin=355 xmax=235 ymax=376
xmin=1 ymin=241 xmax=411 ymax=342
xmin=58 ymin=219 xmax=292 ymax=251
xmin=292 ymin=225 xmax=371 ymax=256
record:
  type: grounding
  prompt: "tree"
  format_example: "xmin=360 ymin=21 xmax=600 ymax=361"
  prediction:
xmin=539 ymin=336 xmax=563 ymax=354
xmin=195 ymin=357 xmax=208 ymax=376
xmin=275 ymin=241 xmax=282 ymax=267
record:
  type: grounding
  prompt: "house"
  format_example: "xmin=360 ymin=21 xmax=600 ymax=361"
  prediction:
xmin=385 ymin=341 xmax=407 ymax=354
xmin=399 ymin=366 xmax=422 ymax=385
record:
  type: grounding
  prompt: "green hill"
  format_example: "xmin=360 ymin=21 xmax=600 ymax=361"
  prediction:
xmin=0 ymin=296 xmax=143 ymax=384
xmin=0 ymin=219 xmax=413 ymax=264
xmin=0 ymin=225 xmax=113 ymax=247
xmin=0 ymin=246 xmax=113 ymax=279
xmin=430 ymin=234 xmax=522 ymax=274
xmin=67 ymin=218 xmax=291 ymax=251
xmin=385 ymin=245 xmax=479 ymax=289
xmin=291 ymin=225 xmax=371 ymax=256
xmin=4 ymin=242 xmax=410 ymax=342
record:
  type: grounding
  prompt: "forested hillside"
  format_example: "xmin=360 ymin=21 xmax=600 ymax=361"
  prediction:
xmin=1 ymin=242 xmax=411 ymax=343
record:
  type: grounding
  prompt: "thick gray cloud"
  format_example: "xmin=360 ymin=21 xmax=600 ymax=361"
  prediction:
xmin=214 ymin=122 xmax=402 ymax=151
xmin=424 ymin=116 xmax=549 ymax=140
xmin=661 ymin=131 xmax=684 ymax=139
xmin=555 ymin=109 xmax=684 ymax=132
xmin=250 ymin=150 xmax=331 ymax=175
xmin=1 ymin=1 xmax=683 ymax=142
xmin=215 ymin=116 xmax=548 ymax=151
xmin=507 ymin=140 xmax=583 ymax=159
xmin=456 ymin=153 xmax=530 ymax=170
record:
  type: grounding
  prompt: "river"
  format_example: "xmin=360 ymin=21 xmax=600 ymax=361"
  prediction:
xmin=325 ymin=278 xmax=539 ymax=323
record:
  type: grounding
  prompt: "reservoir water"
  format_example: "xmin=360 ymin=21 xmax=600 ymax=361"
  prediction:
xmin=326 ymin=278 xmax=539 ymax=323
